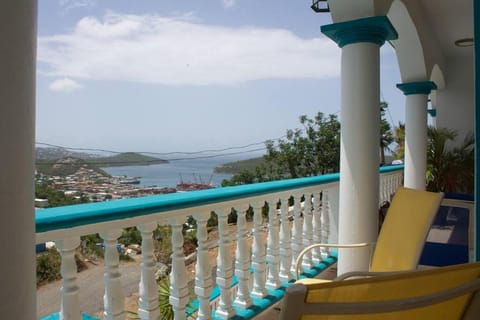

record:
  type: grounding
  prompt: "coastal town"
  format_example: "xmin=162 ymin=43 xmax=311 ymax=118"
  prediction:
xmin=34 ymin=154 xmax=213 ymax=208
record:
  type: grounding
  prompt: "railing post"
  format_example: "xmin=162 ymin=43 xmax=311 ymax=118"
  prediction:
xmin=251 ymin=201 xmax=268 ymax=298
xmin=215 ymin=208 xmax=236 ymax=319
xmin=312 ymin=193 xmax=322 ymax=263
xmin=99 ymin=229 xmax=125 ymax=320
xmin=291 ymin=194 xmax=303 ymax=276
xmin=233 ymin=204 xmax=252 ymax=308
xmin=279 ymin=197 xmax=293 ymax=283
xmin=265 ymin=198 xmax=281 ymax=290
xmin=194 ymin=212 xmax=213 ymax=320
xmin=57 ymin=237 xmax=81 ymax=320
xmin=170 ymin=219 xmax=189 ymax=320
xmin=321 ymin=191 xmax=331 ymax=257
xmin=137 ymin=222 xmax=160 ymax=320
xmin=302 ymin=194 xmax=314 ymax=270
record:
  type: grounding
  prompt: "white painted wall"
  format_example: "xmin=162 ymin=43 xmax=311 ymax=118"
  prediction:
xmin=436 ymin=55 xmax=474 ymax=144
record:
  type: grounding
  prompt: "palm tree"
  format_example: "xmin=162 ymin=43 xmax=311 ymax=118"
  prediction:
xmin=393 ymin=122 xmax=405 ymax=160
xmin=426 ymin=127 xmax=474 ymax=193
xmin=379 ymin=102 xmax=394 ymax=164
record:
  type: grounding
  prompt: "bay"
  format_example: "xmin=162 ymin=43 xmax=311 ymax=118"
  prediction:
xmin=101 ymin=155 xmax=252 ymax=188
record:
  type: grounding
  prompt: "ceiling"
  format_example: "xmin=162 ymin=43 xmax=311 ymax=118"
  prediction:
xmin=420 ymin=0 xmax=473 ymax=58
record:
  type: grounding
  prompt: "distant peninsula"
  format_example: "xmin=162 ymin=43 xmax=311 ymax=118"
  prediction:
xmin=35 ymin=148 xmax=168 ymax=177
xmin=214 ymin=157 xmax=265 ymax=174
xmin=89 ymin=152 xmax=168 ymax=167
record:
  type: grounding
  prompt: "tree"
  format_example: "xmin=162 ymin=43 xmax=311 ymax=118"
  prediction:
xmin=393 ymin=122 xmax=405 ymax=160
xmin=264 ymin=112 xmax=341 ymax=179
xmin=426 ymin=127 xmax=474 ymax=193
xmin=223 ymin=112 xmax=341 ymax=186
xmin=379 ymin=102 xmax=394 ymax=165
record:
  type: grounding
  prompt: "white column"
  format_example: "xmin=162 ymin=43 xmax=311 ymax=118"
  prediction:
xmin=290 ymin=194 xmax=303 ymax=276
xmin=194 ymin=212 xmax=213 ymax=320
xmin=215 ymin=208 xmax=235 ymax=319
xmin=0 ymin=3 xmax=37 ymax=319
xmin=57 ymin=237 xmax=82 ymax=320
xmin=301 ymin=195 xmax=314 ymax=270
xmin=278 ymin=197 xmax=292 ymax=282
xmin=233 ymin=205 xmax=252 ymax=308
xmin=137 ymin=222 xmax=159 ymax=320
xmin=265 ymin=199 xmax=281 ymax=290
xmin=397 ymin=81 xmax=437 ymax=191
xmin=169 ymin=220 xmax=189 ymax=320
xmin=251 ymin=202 xmax=268 ymax=298
xmin=100 ymin=229 xmax=125 ymax=320
xmin=321 ymin=16 xmax=397 ymax=275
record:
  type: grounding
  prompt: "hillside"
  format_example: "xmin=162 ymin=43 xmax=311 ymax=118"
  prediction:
xmin=89 ymin=152 xmax=168 ymax=167
xmin=36 ymin=147 xmax=96 ymax=160
xmin=36 ymin=157 xmax=109 ymax=177
xmin=214 ymin=157 xmax=266 ymax=174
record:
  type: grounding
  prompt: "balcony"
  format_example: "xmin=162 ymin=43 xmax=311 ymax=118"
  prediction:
xmin=36 ymin=166 xmax=403 ymax=320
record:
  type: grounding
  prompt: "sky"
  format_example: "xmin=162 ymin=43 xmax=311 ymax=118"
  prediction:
xmin=36 ymin=0 xmax=406 ymax=159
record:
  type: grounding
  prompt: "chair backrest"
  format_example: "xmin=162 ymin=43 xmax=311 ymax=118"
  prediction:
xmin=370 ymin=187 xmax=444 ymax=272
xmin=280 ymin=262 xmax=480 ymax=320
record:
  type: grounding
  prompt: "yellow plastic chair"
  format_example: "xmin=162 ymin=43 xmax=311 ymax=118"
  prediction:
xmin=280 ymin=262 xmax=480 ymax=320
xmin=295 ymin=187 xmax=444 ymax=279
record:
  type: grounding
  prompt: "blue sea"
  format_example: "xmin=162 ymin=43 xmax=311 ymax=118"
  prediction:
xmin=101 ymin=155 xmax=255 ymax=188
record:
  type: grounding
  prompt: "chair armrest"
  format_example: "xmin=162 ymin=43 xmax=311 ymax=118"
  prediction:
xmin=295 ymin=242 xmax=372 ymax=279
xmin=335 ymin=270 xmax=411 ymax=281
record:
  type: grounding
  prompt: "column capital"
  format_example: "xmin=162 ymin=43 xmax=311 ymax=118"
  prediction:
xmin=321 ymin=16 xmax=398 ymax=48
xmin=396 ymin=81 xmax=437 ymax=95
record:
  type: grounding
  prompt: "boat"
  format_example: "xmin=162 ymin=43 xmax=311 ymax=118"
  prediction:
xmin=118 ymin=176 xmax=141 ymax=185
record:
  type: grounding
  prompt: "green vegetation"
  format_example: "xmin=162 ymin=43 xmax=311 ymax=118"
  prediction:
xmin=36 ymin=157 xmax=110 ymax=177
xmin=35 ymin=182 xmax=90 ymax=207
xmin=214 ymin=157 xmax=266 ymax=174
xmin=426 ymin=127 xmax=474 ymax=193
xmin=89 ymin=152 xmax=168 ymax=167
xmin=222 ymin=112 xmax=341 ymax=186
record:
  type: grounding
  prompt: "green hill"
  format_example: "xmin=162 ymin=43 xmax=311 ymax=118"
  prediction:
xmin=214 ymin=157 xmax=266 ymax=174
xmin=89 ymin=152 xmax=168 ymax=167
xmin=36 ymin=157 xmax=109 ymax=177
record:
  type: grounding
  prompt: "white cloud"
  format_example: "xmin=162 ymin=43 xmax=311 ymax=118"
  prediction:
xmin=222 ymin=0 xmax=236 ymax=8
xmin=49 ymin=78 xmax=83 ymax=92
xmin=38 ymin=12 xmax=340 ymax=86
xmin=59 ymin=0 xmax=96 ymax=14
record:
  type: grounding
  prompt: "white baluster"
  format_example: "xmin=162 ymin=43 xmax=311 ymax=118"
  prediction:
xmin=194 ymin=212 xmax=213 ymax=320
xmin=233 ymin=205 xmax=252 ymax=308
xmin=279 ymin=197 xmax=292 ymax=283
xmin=251 ymin=201 xmax=268 ymax=298
xmin=265 ymin=199 xmax=281 ymax=290
xmin=290 ymin=194 xmax=303 ymax=276
xmin=312 ymin=193 xmax=322 ymax=263
xmin=170 ymin=220 xmax=189 ymax=320
xmin=215 ymin=209 xmax=236 ymax=319
xmin=100 ymin=229 xmax=125 ymax=320
xmin=321 ymin=191 xmax=331 ymax=257
xmin=57 ymin=237 xmax=81 ymax=320
xmin=302 ymin=194 xmax=314 ymax=270
xmin=137 ymin=222 xmax=159 ymax=320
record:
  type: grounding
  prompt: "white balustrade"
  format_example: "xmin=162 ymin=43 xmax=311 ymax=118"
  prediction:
xmin=215 ymin=208 xmax=235 ymax=319
xmin=265 ymin=198 xmax=281 ymax=289
xmin=194 ymin=212 xmax=213 ymax=320
xmin=57 ymin=237 xmax=81 ymax=320
xmin=279 ymin=197 xmax=293 ymax=283
xmin=100 ymin=229 xmax=125 ymax=320
xmin=312 ymin=193 xmax=323 ymax=263
xmin=251 ymin=201 xmax=268 ymax=298
xmin=169 ymin=221 xmax=190 ymax=320
xmin=290 ymin=194 xmax=303 ymax=276
xmin=320 ymin=191 xmax=331 ymax=257
xmin=37 ymin=168 xmax=404 ymax=320
xmin=301 ymin=194 xmax=314 ymax=270
xmin=137 ymin=222 xmax=160 ymax=320
xmin=233 ymin=205 xmax=252 ymax=308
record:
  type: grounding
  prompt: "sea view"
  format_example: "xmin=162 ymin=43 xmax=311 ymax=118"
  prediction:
xmin=101 ymin=155 xmax=254 ymax=188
